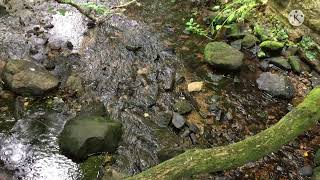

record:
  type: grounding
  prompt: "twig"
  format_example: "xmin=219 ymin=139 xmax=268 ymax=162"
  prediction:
xmin=54 ymin=0 xmax=97 ymax=22
xmin=110 ymin=0 xmax=138 ymax=9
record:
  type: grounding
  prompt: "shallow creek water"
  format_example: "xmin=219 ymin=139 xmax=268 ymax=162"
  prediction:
xmin=0 ymin=0 xmax=311 ymax=179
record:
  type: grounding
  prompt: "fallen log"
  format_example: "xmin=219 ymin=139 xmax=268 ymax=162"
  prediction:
xmin=127 ymin=87 xmax=320 ymax=179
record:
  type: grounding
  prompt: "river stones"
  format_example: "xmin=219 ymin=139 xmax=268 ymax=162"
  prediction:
xmin=154 ymin=111 xmax=173 ymax=128
xmin=268 ymin=57 xmax=291 ymax=70
xmin=242 ymin=34 xmax=259 ymax=48
xmin=288 ymin=56 xmax=302 ymax=73
xmin=256 ymin=72 xmax=294 ymax=99
xmin=172 ymin=112 xmax=186 ymax=129
xmin=173 ymin=100 xmax=193 ymax=114
xmin=59 ymin=115 xmax=122 ymax=161
xmin=2 ymin=60 xmax=59 ymax=95
xmin=260 ymin=40 xmax=284 ymax=51
xmin=204 ymin=42 xmax=244 ymax=70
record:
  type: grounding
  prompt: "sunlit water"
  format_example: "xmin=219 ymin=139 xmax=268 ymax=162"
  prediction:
xmin=0 ymin=110 xmax=82 ymax=180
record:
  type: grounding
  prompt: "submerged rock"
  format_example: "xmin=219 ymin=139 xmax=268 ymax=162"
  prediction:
xmin=256 ymin=72 xmax=294 ymax=99
xmin=173 ymin=100 xmax=193 ymax=114
xmin=204 ymin=42 xmax=244 ymax=70
xmin=2 ymin=60 xmax=59 ymax=95
xmin=59 ymin=115 xmax=122 ymax=161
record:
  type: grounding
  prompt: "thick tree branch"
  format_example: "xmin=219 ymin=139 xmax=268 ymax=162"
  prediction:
xmin=127 ymin=87 xmax=320 ymax=179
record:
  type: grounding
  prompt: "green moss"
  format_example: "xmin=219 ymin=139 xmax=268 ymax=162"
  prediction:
xmin=80 ymin=155 xmax=105 ymax=180
xmin=260 ymin=40 xmax=284 ymax=50
xmin=242 ymin=34 xmax=259 ymax=48
xmin=315 ymin=149 xmax=320 ymax=166
xmin=288 ymin=56 xmax=301 ymax=73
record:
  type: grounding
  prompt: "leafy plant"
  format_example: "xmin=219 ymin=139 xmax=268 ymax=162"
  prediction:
xmin=299 ymin=36 xmax=320 ymax=61
xmin=211 ymin=0 xmax=259 ymax=29
xmin=81 ymin=2 xmax=109 ymax=15
xmin=185 ymin=18 xmax=208 ymax=36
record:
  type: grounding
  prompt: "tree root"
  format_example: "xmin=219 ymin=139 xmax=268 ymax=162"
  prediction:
xmin=127 ymin=87 xmax=320 ymax=179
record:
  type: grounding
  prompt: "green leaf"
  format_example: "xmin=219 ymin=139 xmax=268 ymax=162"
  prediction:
xmin=58 ymin=8 xmax=67 ymax=16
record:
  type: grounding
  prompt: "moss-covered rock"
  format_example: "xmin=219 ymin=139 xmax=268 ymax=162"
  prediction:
xmin=242 ymin=34 xmax=259 ymax=48
xmin=59 ymin=115 xmax=122 ymax=161
xmin=65 ymin=73 xmax=84 ymax=94
xmin=269 ymin=57 xmax=291 ymax=70
xmin=289 ymin=56 xmax=302 ymax=73
xmin=254 ymin=24 xmax=271 ymax=41
xmin=315 ymin=149 xmax=320 ymax=166
xmin=312 ymin=167 xmax=320 ymax=180
xmin=2 ymin=59 xmax=59 ymax=96
xmin=204 ymin=42 xmax=244 ymax=70
xmin=260 ymin=41 xmax=284 ymax=51
xmin=173 ymin=100 xmax=193 ymax=115
xmin=80 ymin=155 xmax=105 ymax=180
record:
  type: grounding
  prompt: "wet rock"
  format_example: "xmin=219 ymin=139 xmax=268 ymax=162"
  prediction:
xmin=224 ymin=109 xmax=233 ymax=121
xmin=173 ymin=100 xmax=193 ymax=114
xmin=242 ymin=34 xmax=259 ymax=48
xmin=215 ymin=109 xmax=223 ymax=121
xmin=315 ymin=149 xmax=320 ymax=166
xmin=260 ymin=60 xmax=269 ymax=71
xmin=59 ymin=115 xmax=122 ymax=161
xmin=256 ymin=72 xmax=294 ymax=99
xmin=260 ymin=40 xmax=284 ymax=51
xmin=310 ymin=71 xmax=320 ymax=88
xmin=230 ymin=40 xmax=242 ymax=50
xmin=299 ymin=166 xmax=313 ymax=177
xmin=65 ymin=73 xmax=84 ymax=94
xmin=190 ymin=133 xmax=197 ymax=144
xmin=188 ymin=123 xmax=199 ymax=134
xmin=154 ymin=111 xmax=173 ymax=128
xmin=181 ymin=128 xmax=191 ymax=137
xmin=48 ymin=38 xmax=64 ymax=50
xmin=2 ymin=59 xmax=59 ymax=96
xmin=187 ymin=82 xmax=203 ymax=92
xmin=288 ymin=56 xmax=301 ymax=73
xmin=0 ymin=60 xmax=5 ymax=76
xmin=172 ymin=112 xmax=186 ymax=129
xmin=254 ymin=24 xmax=272 ymax=41
xmin=268 ymin=57 xmax=291 ymax=70
xmin=226 ymin=23 xmax=247 ymax=39
xmin=282 ymin=46 xmax=299 ymax=57
xmin=204 ymin=42 xmax=244 ymax=70
xmin=159 ymin=66 xmax=175 ymax=90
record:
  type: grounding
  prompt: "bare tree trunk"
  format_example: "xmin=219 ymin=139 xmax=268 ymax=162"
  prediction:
xmin=127 ymin=87 xmax=320 ymax=179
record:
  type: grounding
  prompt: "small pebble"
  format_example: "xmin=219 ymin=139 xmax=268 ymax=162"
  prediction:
xmin=187 ymin=82 xmax=203 ymax=92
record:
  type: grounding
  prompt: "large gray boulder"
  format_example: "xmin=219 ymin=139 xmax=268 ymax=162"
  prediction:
xmin=256 ymin=72 xmax=295 ymax=99
xmin=59 ymin=115 xmax=122 ymax=161
xmin=204 ymin=42 xmax=244 ymax=70
xmin=2 ymin=60 xmax=59 ymax=95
